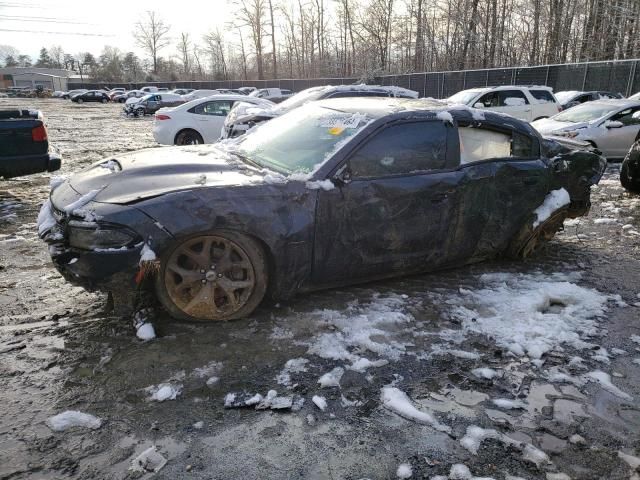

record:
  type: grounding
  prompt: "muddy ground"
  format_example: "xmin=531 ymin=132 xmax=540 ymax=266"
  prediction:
xmin=1 ymin=98 xmax=640 ymax=480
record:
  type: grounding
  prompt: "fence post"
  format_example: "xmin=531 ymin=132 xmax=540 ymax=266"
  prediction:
xmin=581 ymin=63 xmax=588 ymax=90
xmin=486 ymin=70 xmax=489 ymax=86
xmin=626 ymin=61 xmax=637 ymax=97
xmin=545 ymin=66 xmax=550 ymax=86
xmin=463 ymin=71 xmax=467 ymax=89
xmin=424 ymin=72 xmax=427 ymax=97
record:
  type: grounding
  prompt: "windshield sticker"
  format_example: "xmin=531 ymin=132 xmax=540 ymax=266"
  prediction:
xmin=319 ymin=113 xmax=368 ymax=129
xmin=328 ymin=127 xmax=345 ymax=135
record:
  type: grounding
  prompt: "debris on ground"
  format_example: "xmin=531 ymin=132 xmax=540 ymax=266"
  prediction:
xmin=133 ymin=308 xmax=156 ymax=341
xmin=130 ymin=446 xmax=167 ymax=473
xmin=224 ymin=390 xmax=297 ymax=410
xmin=146 ymin=383 xmax=182 ymax=402
xmin=46 ymin=411 xmax=102 ymax=431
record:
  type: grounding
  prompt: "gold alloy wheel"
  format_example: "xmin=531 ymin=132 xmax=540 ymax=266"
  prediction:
xmin=163 ymin=235 xmax=256 ymax=320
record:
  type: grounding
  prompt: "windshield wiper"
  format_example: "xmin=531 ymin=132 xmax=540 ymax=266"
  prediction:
xmin=230 ymin=150 xmax=262 ymax=169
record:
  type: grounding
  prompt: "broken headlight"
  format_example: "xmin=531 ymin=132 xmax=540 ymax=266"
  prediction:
xmin=68 ymin=221 xmax=140 ymax=250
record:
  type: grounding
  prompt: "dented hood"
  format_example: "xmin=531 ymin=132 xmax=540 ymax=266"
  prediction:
xmin=62 ymin=145 xmax=264 ymax=205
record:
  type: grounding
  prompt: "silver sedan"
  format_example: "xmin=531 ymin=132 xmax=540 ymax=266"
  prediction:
xmin=532 ymin=99 xmax=640 ymax=159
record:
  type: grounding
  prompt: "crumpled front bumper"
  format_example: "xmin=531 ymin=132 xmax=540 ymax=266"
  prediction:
xmin=39 ymin=197 xmax=172 ymax=293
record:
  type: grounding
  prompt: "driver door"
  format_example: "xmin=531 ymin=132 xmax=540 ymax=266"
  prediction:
xmin=312 ymin=120 xmax=461 ymax=283
xmin=597 ymin=106 xmax=640 ymax=158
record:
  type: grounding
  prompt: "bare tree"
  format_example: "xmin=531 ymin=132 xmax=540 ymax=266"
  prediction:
xmin=133 ymin=11 xmax=171 ymax=74
xmin=177 ymin=33 xmax=191 ymax=76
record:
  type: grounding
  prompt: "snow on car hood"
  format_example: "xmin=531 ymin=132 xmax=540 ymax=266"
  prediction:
xmin=53 ymin=146 xmax=277 ymax=205
xmin=125 ymin=97 xmax=141 ymax=105
xmin=531 ymin=118 xmax=589 ymax=134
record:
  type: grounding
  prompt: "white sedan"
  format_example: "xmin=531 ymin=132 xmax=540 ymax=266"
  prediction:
xmin=152 ymin=94 xmax=275 ymax=145
xmin=532 ymin=99 xmax=640 ymax=159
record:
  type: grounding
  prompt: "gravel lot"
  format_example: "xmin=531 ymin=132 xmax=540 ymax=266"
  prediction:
xmin=1 ymin=98 xmax=640 ymax=480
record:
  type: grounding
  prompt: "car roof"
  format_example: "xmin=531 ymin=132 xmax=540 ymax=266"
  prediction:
xmin=580 ymin=99 xmax=640 ymax=109
xmin=312 ymin=97 xmax=537 ymax=133
xmin=176 ymin=94 xmax=264 ymax=110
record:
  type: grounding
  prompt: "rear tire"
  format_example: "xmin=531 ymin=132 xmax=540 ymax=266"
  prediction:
xmin=77 ymin=98 xmax=83 ymax=103
xmin=175 ymin=129 xmax=204 ymax=145
xmin=101 ymin=98 xmax=108 ymax=104
xmin=155 ymin=231 xmax=268 ymax=322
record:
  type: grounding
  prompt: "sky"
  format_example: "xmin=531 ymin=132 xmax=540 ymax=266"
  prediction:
xmin=0 ymin=0 xmax=231 ymax=60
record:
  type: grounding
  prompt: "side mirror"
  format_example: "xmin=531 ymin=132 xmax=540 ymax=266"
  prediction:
xmin=604 ymin=120 xmax=623 ymax=129
xmin=333 ymin=164 xmax=352 ymax=185
xmin=473 ymin=102 xmax=485 ymax=109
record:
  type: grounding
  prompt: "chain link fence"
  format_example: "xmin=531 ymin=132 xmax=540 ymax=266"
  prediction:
xmin=73 ymin=59 xmax=640 ymax=98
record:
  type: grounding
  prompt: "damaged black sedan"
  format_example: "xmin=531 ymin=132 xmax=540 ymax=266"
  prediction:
xmin=38 ymin=98 xmax=606 ymax=322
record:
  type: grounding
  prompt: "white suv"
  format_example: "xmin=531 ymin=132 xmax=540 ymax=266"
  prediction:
xmin=447 ymin=86 xmax=561 ymax=122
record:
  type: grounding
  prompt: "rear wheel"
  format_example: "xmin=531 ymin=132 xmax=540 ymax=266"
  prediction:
xmin=175 ymin=129 xmax=204 ymax=145
xmin=77 ymin=98 xmax=83 ymax=103
xmin=101 ymin=98 xmax=108 ymax=104
xmin=155 ymin=232 xmax=268 ymax=322
xmin=506 ymin=209 xmax=568 ymax=259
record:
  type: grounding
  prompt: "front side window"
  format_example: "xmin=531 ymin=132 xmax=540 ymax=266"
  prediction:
xmin=477 ymin=92 xmax=500 ymax=107
xmin=498 ymin=90 xmax=529 ymax=107
xmin=349 ymin=122 xmax=448 ymax=178
xmin=610 ymin=107 xmax=640 ymax=126
xmin=459 ymin=127 xmax=535 ymax=164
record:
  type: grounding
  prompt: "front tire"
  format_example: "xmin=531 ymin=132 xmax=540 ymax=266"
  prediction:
xmin=175 ymin=129 xmax=204 ymax=145
xmin=155 ymin=231 xmax=268 ymax=322
xmin=620 ymin=142 xmax=640 ymax=193
xmin=101 ymin=98 xmax=108 ymax=104
xmin=77 ymin=98 xmax=83 ymax=103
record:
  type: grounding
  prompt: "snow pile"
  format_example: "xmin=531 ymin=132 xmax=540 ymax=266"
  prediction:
xmin=446 ymin=463 xmax=496 ymax=480
xmin=133 ymin=308 xmax=156 ymax=341
xmin=586 ymin=370 xmax=632 ymax=400
xmin=130 ymin=446 xmax=167 ymax=473
xmin=492 ymin=398 xmax=525 ymax=409
xmin=49 ymin=175 xmax=67 ymax=190
xmin=312 ymin=395 xmax=327 ymax=411
xmin=37 ymin=200 xmax=57 ymax=236
xmin=146 ymin=383 xmax=182 ymax=402
xmin=276 ymin=357 xmax=309 ymax=387
xmin=471 ymin=368 xmax=498 ymax=380
xmin=63 ymin=189 xmax=100 ymax=215
xmin=380 ymin=386 xmax=451 ymax=433
xmin=532 ymin=188 xmax=570 ymax=227
xmin=396 ymin=463 xmax=413 ymax=478
xmin=305 ymin=293 xmax=413 ymax=371
xmin=436 ymin=111 xmax=454 ymax=124
xmin=444 ymin=272 xmax=610 ymax=359
xmin=98 ymin=159 xmax=120 ymax=173
xmin=318 ymin=367 xmax=344 ymax=387
xmin=46 ymin=411 xmax=102 ymax=431
xmin=224 ymin=389 xmax=298 ymax=410
xmin=460 ymin=426 xmax=549 ymax=467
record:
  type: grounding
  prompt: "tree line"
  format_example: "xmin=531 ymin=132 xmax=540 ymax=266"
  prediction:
xmin=1 ymin=0 xmax=638 ymax=83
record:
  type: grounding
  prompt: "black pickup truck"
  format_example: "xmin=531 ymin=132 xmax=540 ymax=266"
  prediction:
xmin=0 ymin=109 xmax=61 ymax=179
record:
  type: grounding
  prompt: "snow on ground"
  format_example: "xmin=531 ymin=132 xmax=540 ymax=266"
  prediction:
xmin=146 ymin=383 xmax=182 ymax=402
xmin=380 ymin=386 xmax=451 ymax=433
xmin=312 ymin=395 xmax=327 ymax=411
xmin=276 ymin=357 xmax=309 ymax=387
xmin=532 ymin=189 xmax=570 ymax=227
xmin=460 ymin=426 xmax=549 ymax=467
xmin=305 ymin=293 xmax=413 ymax=371
xmin=130 ymin=446 xmax=167 ymax=473
xmin=46 ymin=411 xmax=102 ymax=431
xmin=439 ymin=272 xmax=612 ymax=360
xmin=396 ymin=462 xmax=413 ymax=478
xmin=318 ymin=366 xmax=344 ymax=387
xmin=471 ymin=368 xmax=499 ymax=380
xmin=586 ymin=370 xmax=633 ymax=400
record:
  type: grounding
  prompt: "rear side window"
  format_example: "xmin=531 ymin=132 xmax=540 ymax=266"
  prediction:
xmin=459 ymin=127 xmax=535 ymax=164
xmin=498 ymin=90 xmax=529 ymax=106
xmin=349 ymin=121 xmax=448 ymax=178
xmin=529 ymin=90 xmax=556 ymax=104
xmin=190 ymin=100 xmax=234 ymax=116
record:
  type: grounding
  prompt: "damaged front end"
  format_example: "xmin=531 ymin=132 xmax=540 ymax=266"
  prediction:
xmin=37 ymin=181 xmax=169 ymax=311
